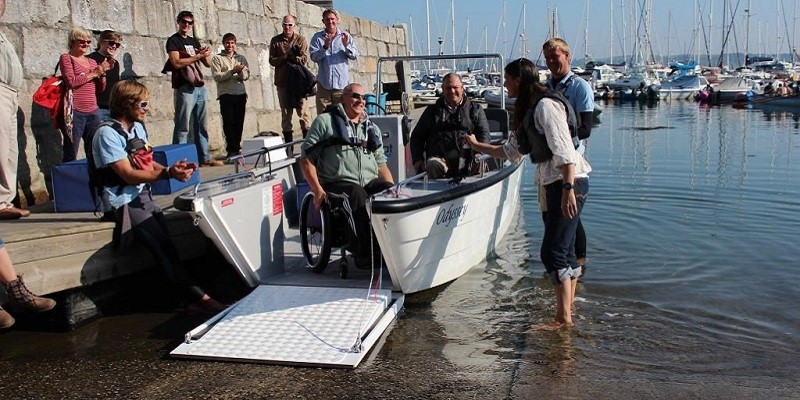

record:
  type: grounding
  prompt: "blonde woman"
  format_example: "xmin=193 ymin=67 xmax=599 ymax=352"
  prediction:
xmin=58 ymin=27 xmax=112 ymax=161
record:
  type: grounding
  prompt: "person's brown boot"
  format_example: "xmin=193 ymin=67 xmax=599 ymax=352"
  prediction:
xmin=0 ymin=305 xmax=14 ymax=329
xmin=5 ymin=275 xmax=56 ymax=313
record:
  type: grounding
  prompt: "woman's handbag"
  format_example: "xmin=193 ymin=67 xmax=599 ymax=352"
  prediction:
xmin=32 ymin=63 xmax=63 ymax=112
xmin=32 ymin=62 xmax=71 ymax=131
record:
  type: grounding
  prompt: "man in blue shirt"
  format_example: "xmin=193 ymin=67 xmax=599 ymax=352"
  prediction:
xmin=309 ymin=8 xmax=359 ymax=113
xmin=543 ymin=37 xmax=595 ymax=278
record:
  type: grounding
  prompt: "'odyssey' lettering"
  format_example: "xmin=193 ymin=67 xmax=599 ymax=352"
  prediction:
xmin=436 ymin=203 xmax=468 ymax=227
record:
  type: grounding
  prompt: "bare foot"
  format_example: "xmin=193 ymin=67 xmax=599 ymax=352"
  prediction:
xmin=532 ymin=321 xmax=574 ymax=331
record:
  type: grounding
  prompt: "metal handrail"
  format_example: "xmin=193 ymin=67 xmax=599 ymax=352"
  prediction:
xmin=376 ymin=53 xmax=506 ymax=110
xmin=229 ymin=139 xmax=304 ymax=173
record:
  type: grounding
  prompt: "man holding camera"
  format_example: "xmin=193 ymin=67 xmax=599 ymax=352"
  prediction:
xmin=269 ymin=14 xmax=312 ymax=146
xmin=165 ymin=10 xmax=221 ymax=167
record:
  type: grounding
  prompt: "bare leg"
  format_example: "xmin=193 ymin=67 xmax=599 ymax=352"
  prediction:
xmin=570 ymin=275 xmax=578 ymax=310
xmin=0 ymin=248 xmax=17 ymax=284
xmin=533 ymin=281 xmax=575 ymax=331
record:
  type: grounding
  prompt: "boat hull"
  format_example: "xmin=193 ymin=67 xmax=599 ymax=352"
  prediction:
xmin=370 ymin=162 xmax=523 ymax=294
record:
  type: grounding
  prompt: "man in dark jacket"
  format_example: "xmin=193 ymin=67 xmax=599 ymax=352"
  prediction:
xmin=410 ymin=73 xmax=490 ymax=178
xmin=269 ymin=14 xmax=312 ymax=147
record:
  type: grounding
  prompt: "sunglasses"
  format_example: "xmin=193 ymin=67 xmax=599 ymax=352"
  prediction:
xmin=104 ymin=40 xmax=122 ymax=48
xmin=179 ymin=19 xmax=194 ymax=25
xmin=349 ymin=93 xmax=365 ymax=101
xmin=137 ymin=101 xmax=149 ymax=109
xmin=76 ymin=40 xmax=91 ymax=45
xmin=282 ymin=23 xmax=294 ymax=27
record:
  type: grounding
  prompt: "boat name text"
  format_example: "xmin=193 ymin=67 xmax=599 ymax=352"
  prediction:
xmin=436 ymin=203 xmax=467 ymax=227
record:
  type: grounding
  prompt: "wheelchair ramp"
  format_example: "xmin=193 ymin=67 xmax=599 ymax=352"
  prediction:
xmin=171 ymin=285 xmax=404 ymax=368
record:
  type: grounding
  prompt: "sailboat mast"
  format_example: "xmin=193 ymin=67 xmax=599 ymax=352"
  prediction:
xmin=793 ymin=0 xmax=798 ymax=62
xmin=520 ymin=3 xmax=528 ymax=59
xmin=584 ymin=0 xmax=590 ymax=62
xmin=667 ymin=9 xmax=672 ymax=63
xmin=426 ymin=0 xmax=431 ymax=71
xmin=451 ymin=0 xmax=456 ymax=70
xmin=503 ymin=1 xmax=508 ymax=59
xmin=745 ymin=0 xmax=751 ymax=61
xmin=409 ymin=14 xmax=415 ymax=56
xmin=610 ymin=0 xmax=614 ymax=64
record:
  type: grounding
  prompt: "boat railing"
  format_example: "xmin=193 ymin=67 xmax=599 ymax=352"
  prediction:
xmin=386 ymin=172 xmax=427 ymax=197
xmin=185 ymin=140 xmax=303 ymax=201
xmin=386 ymin=153 xmax=497 ymax=196
xmin=376 ymin=53 xmax=505 ymax=112
xmin=229 ymin=139 xmax=304 ymax=174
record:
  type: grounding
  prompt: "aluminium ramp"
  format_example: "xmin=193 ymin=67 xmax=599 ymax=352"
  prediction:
xmin=171 ymin=285 xmax=404 ymax=368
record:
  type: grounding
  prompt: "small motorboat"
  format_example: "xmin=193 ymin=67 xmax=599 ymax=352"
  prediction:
xmin=371 ymin=53 xmax=524 ymax=294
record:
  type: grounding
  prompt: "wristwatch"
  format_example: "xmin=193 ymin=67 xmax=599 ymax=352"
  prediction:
xmin=562 ymin=182 xmax=574 ymax=190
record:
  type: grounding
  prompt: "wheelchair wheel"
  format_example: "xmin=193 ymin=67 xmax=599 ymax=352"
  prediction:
xmin=299 ymin=192 xmax=332 ymax=273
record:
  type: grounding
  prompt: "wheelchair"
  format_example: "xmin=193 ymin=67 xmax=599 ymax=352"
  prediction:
xmin=298 ymin=191 xmax=355 ymax=279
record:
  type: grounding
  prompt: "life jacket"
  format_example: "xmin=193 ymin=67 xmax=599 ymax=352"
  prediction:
xmin=426 ymin=98 xmax=482 ymax=176
xmin=87 ymin=120 xmax=154 ymax=206
xmin=517 ymin=90 xmax=580 ymax=164
xmin=550 ymin=73 xmax=591 ymax=140
xmin=311 ymin=104 xmax=381 ymax=153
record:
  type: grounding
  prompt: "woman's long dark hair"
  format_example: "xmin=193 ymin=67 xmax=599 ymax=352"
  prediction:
xmin=505 ymin=58 xmax=548 ymax=129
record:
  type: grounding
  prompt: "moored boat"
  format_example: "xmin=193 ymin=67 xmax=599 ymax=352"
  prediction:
xmin=373 ymin=53 xmax=523 ymax=294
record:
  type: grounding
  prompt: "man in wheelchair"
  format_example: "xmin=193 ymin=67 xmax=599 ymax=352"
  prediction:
xmin=299 ymin=83 xmax=395 ymax=269
xmin=410 ymin=73 xmax=490 ymax=179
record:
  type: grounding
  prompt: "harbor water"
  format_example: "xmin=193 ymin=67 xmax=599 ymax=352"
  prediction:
xmin=1 ymin=101 xmax=799 ymax=398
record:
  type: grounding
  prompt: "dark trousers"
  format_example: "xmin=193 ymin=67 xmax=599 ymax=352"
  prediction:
xmin=540 ymin=178 xmax=589 ymax=274
xmin=219 ymin=94 xmax=247 ymax=155
xmin=63 ymin=109 xmax=101 ymax=162
xmin=540 ymin=215 xmax=587 ymax=260
xmin=322 ymin=179 xmax=394 ymax=258
xmin=117 ymin=190 xmax=205 ymax=301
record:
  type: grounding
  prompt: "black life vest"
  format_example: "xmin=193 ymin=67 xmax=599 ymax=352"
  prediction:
xmin=88 ymin=120 xmax=148 ymax=196
xmin=517 ymin=90 xmax=580 ymax=164
xmin=426 ymin=99 xmax=482 ymax=176
xmin=550 ymin=74 xmax=591 ymax=140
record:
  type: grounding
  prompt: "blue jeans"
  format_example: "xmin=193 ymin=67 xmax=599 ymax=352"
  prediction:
xmin=172 ymin=84 xmax=210 ymax=162
xmin=540 ymin=178 xmax=589 ymax=276
xmin=63 ymin=109 xmax=102 ymax=162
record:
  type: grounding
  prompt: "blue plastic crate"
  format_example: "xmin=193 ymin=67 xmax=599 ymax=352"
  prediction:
xmin=150 ymin=144 xmax=200 ymax=195
xmin=51 ymin=159 xmax=98 ymax=213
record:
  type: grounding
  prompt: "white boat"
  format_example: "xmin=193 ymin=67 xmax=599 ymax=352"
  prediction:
xmin=370 ymin=162 xmax=523 ymax=294
xmin=606 ymin=68 xmax=660 ymax=91
xmin=372 ymin=53 xmax=523 ymax=294
xmin=659 ymin=74 xmax=710 ymax=100
xmin=711 ymin=75 xmax=761 ymax=103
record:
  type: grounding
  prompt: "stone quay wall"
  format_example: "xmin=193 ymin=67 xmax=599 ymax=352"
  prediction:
xmin=1 ymin=0 xmax=408 ymax=206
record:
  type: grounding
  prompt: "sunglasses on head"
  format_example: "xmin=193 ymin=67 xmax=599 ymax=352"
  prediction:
xmin=349 ymin=92 xmax=365 ymax=101
xmin=179 ymin=19 xmax=194 ymax=25
xmin=104 ymin=40 xmax=122 ymax=48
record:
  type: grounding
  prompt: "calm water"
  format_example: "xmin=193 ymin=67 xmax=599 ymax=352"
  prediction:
xmin=427 ymin=100 xmax=800 ymax=387
xmin=2 ymin=101 xmax=799 ymax=398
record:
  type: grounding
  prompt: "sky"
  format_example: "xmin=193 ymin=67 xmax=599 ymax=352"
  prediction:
xmin=333 ymin=0 xmax=800 ymax=66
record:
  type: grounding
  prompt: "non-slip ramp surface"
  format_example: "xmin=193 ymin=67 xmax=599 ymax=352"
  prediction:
xmin=171 ymin=285 xmax=403 ymax=368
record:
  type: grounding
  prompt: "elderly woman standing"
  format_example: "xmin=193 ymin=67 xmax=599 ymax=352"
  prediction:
xmin=466 ymin=58 xmax=591 ymax=331
xmin=59 ymin=27 xmax=112 ymax=161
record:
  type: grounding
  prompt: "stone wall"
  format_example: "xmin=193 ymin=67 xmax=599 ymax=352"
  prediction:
xmin=1 ymin=0 xmax=408 ymax=206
